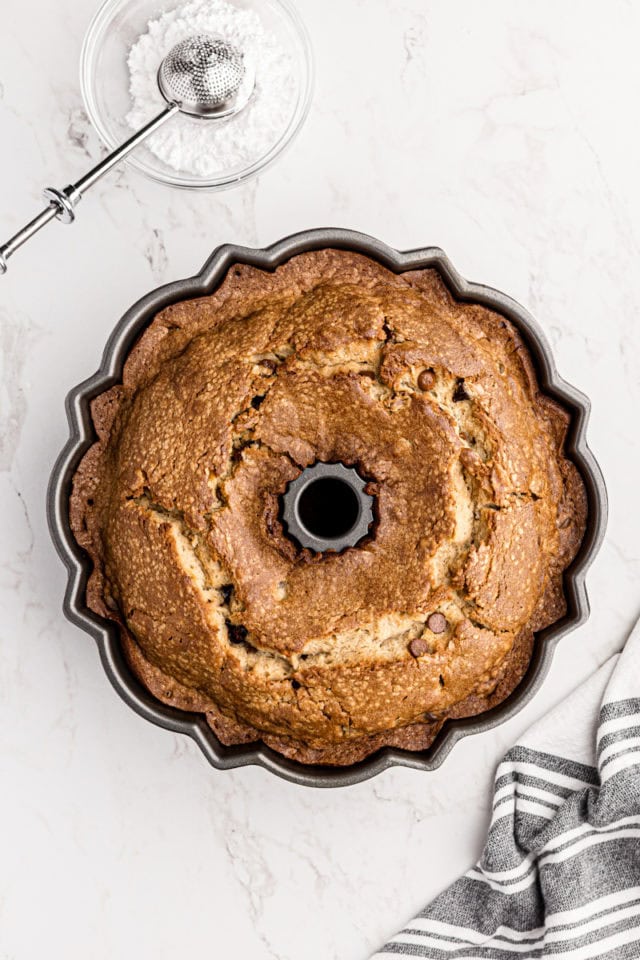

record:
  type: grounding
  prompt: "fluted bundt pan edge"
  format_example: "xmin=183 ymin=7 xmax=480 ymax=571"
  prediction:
xmin=47 ymin=229 xmax=607 ymax=787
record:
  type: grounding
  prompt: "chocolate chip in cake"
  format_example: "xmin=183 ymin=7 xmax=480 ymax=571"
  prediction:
xmin=226 ymin=620 xmax=248 ymax=645
xmin=427 ymin=612 xmax=447 ymax=634
xmin=220 ymin=584 xmax=233 ymax=605
xmin=259 ymin=358 xmax=277 ymax=374
xmin=409 ymin=636 xmax=430 ymax=658
xmin=291 ymin=678 xmax=301 ymax=690
xmin=251 ymin=394 xmax=265 ymax=410
xmin=417 ymin=368 xmax=435 ymax=391
xmin=452 ymin=378 xmax=469 ymax=402
xmin=439 ymin=674 xmax=445 ymax=686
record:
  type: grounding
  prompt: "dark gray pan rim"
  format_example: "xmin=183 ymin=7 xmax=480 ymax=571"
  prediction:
xmin=47 ymin=228 xmax=608 ymax=788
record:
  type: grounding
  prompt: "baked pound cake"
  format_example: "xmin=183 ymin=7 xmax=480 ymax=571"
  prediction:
xmin=70 ymin=249 xmax=587 ymax=765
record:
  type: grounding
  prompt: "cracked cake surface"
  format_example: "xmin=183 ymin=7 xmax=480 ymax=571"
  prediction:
xmin=70 ymin=249 xmax=587 ymax=765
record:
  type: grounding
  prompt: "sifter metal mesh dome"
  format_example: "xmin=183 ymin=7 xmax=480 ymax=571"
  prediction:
xmin=158 ymin=34 xmax=248 ymax=117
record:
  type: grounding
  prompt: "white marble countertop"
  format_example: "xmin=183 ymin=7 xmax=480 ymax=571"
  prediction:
xmin=1 ymin=0 xmax=639 ymax=957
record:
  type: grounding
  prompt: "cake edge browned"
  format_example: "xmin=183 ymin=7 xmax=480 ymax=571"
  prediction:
xmin=69 ymin=248 xmax=587 ymax=767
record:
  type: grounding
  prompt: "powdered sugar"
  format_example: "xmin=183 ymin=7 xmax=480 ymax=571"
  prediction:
xmin=126 ymin=0 xmax=295 ymax=179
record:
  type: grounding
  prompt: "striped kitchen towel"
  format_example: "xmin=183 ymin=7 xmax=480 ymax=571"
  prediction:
xmin=373 ymin=616 xmax=640 ymax=959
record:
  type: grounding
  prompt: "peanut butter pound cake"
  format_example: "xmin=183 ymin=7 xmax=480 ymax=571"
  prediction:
xmin=70 ymin=250 xmax=586 ymax=765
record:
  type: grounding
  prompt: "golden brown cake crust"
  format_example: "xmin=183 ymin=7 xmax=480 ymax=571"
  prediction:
xmin=70 ymin=249 xmax=586 ymax=765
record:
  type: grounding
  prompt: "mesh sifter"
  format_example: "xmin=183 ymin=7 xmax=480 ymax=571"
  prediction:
xmin=158 ymin=35 xmax=253 ymax=118
xmin=0 ymin=34 xmax=253 ymax=274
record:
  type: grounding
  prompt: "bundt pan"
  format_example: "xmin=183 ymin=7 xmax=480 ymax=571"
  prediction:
xmin=47 ymin=229 xmax=607 ymax=787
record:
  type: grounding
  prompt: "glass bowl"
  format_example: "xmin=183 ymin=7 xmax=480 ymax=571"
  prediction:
xmin=80 ymin=0 xmax=313 ymax=190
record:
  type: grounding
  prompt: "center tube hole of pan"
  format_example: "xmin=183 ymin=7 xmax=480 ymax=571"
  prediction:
xmin=296 ymin=476 xmax=361 ymax=540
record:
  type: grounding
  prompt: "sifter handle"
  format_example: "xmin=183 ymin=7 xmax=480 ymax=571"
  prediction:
xmin=0 ymin=103 xmax=179 ymax=275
